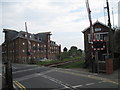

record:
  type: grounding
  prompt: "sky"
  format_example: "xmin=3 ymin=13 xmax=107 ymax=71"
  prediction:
xmin=0 ymin=0 xmax=119 ymax=50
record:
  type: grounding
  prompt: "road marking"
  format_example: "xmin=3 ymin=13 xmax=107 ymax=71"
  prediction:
xmin=39 ymin=74 xmax=74 ymax=89
xmin=12 ymin=66 xmax=17 ymax=69
xmin=56 ymin=70 xmax=120 ymax=85
xmin=86 ymin=83 xmax=95 ymax=86
xmin=13 ymin=84 xmax=19 ymax=90
xmin=98 ymin=81 xmax=103 ymax=83
xmin=13 ymin=81 xmax=26 ymax=90
xmin=12 ymin=67 xmax=40 ymax=74
xmin=13 ymin=81 xmax=23 ymax=89
xmin=72 ymin=85 xmax=83 ymax=88
xmin=15 ymin=69 xmax=55 ymax=81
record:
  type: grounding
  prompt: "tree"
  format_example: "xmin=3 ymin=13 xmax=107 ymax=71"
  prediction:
xmin=63 ymin=47 xmax=68 ymax=52
xmin=70 ymin=46 xmax=78 ymax=50
xmin=69 ymin=46 xmax=77 ymax=57
xmin=77 ymin=49 xmax=83 ymax=56
xmin=60 ymin=51 xmax=69 ymax=60
xmin=60 ymin=46 xmax=83 ymax=60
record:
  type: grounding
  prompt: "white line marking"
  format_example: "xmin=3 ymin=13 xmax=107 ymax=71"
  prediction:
xmin=102 ymin=80 xmax=107 ymax=82
xmin=12 ymin=67 xmax=40 ymax=74
xmin=40 ymin=74 xmax=70 ymax=89
xmin=93 ymin=73 xmax=98 ymax=75
xmin=98 ymin=81 xmax=103 ymax=83
xmin=12 ymin=66 xmax=17 ymax=69
xmin=13 ymin=84 xmax=19 ymax=90
xmin=15 ymin=69 xmax=56 ymax=81
xmin=72 ymin=85 xmax=83 ymax=88
xmin=0 ymin=73 xmax=2 ymax=76
xmin=86 ymin=83 xmax=95 ymax=86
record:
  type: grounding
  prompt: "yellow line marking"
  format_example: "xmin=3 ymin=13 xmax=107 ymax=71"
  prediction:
xmin=13 ymin=80 xmax=26 ymax=90
xmin=57 ymin=70 xmax=120 ymax=85
xmin=13 ymin=81 xmax=23 ymax=89
xmin=16 ymin=81 xmax=26 ymax=90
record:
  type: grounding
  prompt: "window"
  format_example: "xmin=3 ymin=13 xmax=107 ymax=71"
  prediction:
xmin=33 ymin=44 xmax=35 ymax=47
xmin=38 ymin=44 xmax=39 ymax=47
xmin=88 ymin=34 xmax=91 ymax=43
xmin=22 ymin=50 xmax=25 ymax=52
xmin=95 ymin=28 xmax=101 ymax=32
xmin=23 ymin=42 xmax=25 ymax=45
xmin=30 ymin=35 xmax=32 ymax=38
xmin=103 ymin=34 xmax=108 ymax=40
xmin=44 ymin=45 xmax=46 ymax=47
xmin=25 ymin=34 xmax=27 ymax=37
xmin=100 ymin=34 xmax=103 ymax=40
xmin=94 ymin=34 xmax=100 ymax=40
xmin=34 ymin=50 xmax=36 ymax=53
xmin=39 ymin=38 xmax=42 ymax=41
xmin=94 ymin=34 xmax=104 ymax=40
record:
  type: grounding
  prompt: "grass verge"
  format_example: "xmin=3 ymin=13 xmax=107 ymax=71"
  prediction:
xmin=36 ymin=57 xmax=82 ymax=66
xmin=57 ymin=60 xmax=85 ymax=68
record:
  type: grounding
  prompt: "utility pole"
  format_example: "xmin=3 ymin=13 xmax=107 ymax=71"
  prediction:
xmin=106 ymin=0 xmax=111 ymax=28
xmin=112 ymin=8 xmax=114 ymax=28
xmin=104 ymin=0 xmax=112 ymax=59
xmin=2 ymin=30 xmax=13 ymax=89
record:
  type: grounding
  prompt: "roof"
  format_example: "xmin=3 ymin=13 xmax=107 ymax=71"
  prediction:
xmin=82 ymin=21 xmax=110 ymax=33
xmin=3 ymin=29 xmax=59 ymax=46
xmin=3 ymin=29 xmax=51 ymax=43
xmin=37 ymin=32 xmax=51 ymax=35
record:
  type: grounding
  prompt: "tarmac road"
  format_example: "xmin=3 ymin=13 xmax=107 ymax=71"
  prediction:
xmin=12 ymin=64 xmax=119 ymax=90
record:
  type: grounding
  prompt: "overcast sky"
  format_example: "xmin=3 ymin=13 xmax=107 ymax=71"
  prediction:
xmin=0 ymin=0 xmax=119 ymax=50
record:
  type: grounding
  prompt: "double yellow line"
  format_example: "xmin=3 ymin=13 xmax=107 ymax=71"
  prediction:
xmin=13 ymin=81 xmax=26 ymax=90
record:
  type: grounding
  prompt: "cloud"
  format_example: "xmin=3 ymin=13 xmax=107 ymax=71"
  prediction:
xmin=0 ymin=0 xmax=119 ymax=50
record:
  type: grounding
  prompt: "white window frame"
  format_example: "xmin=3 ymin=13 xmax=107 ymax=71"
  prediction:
xmin=23 ymin=42 xmax=25 ymax=45
xmin=22 ymin=50 xmax=25 ymax=52
xmin=95 ymin=28 xmax=101 ymax=32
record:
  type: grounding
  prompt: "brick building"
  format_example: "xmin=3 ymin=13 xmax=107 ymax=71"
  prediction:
xmin=2 ymin=29 xmax=61 ymax=64
xmin=82 ymin=21 xmax=116 ymax=73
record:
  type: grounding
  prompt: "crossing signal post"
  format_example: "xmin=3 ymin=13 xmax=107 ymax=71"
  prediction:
xmin=91 ymin=40 xmax=107 ymax=73
xmin=92 ymin=40 xmax=106 ymax=51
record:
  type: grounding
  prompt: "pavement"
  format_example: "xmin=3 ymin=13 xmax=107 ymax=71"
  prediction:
xmin=69 ymin=68 xmax=120 ymax=84
xmin=0 ymin=45 xmax=2 ymax=90
xmin=0 ymin=77 xmax=1 ymax=88
xmin=0 ymin=65 xmax=2 ymax=90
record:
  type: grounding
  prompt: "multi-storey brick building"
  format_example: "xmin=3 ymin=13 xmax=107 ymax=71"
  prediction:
xmin=2 ymin=29 xmax=61 ymax=64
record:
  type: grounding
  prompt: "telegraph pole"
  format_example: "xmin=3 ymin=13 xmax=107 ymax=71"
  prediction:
xmin=104 ymin=0 xmax=112 ymax=59
xmin=2 ymin=30 xmax=13 ymax=89
xmin=106 ymin=0 xmax=111 ymax=28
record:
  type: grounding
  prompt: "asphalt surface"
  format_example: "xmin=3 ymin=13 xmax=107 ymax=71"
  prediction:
xmin=12 ymin=64 xmax=119 ymax=90
xmin=0 ymin=60 xmax=2 ymax=90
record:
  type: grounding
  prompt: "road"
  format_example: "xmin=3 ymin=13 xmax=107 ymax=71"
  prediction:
xmin=12 ymin=64 xmax=119 ymax=90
